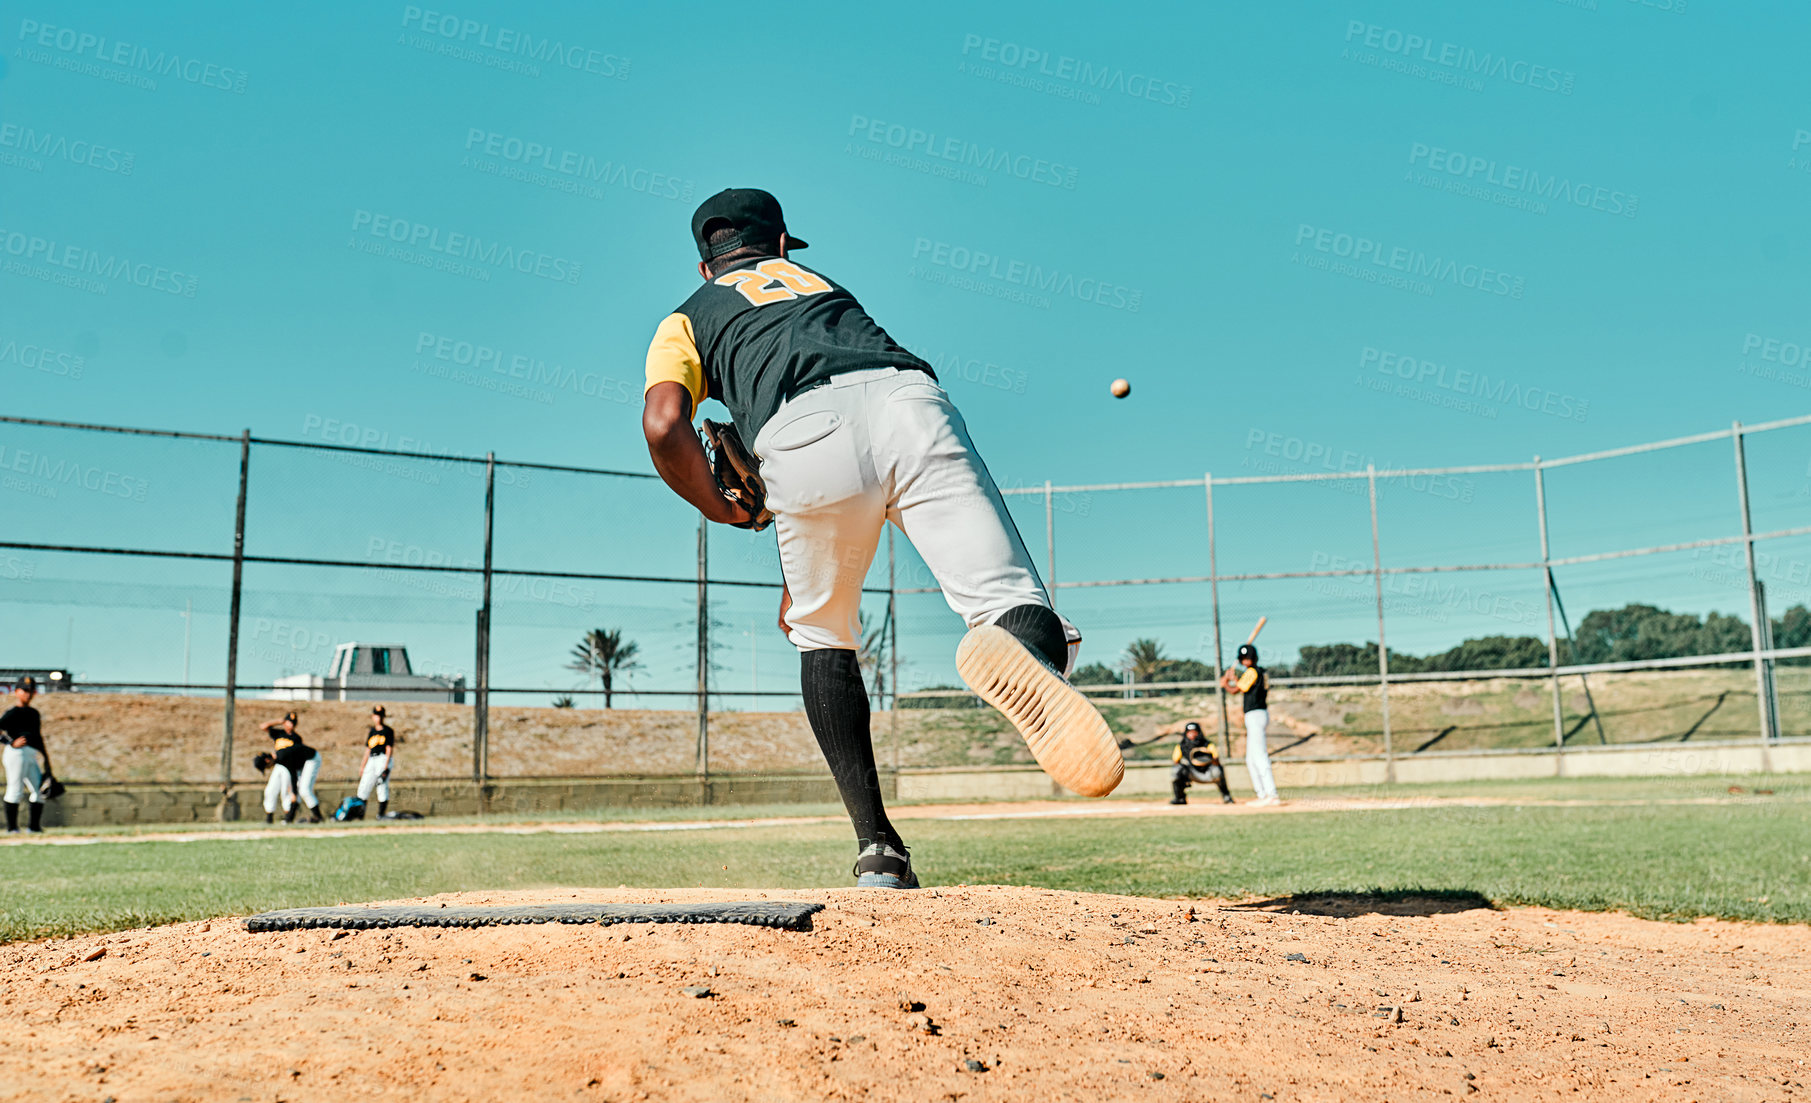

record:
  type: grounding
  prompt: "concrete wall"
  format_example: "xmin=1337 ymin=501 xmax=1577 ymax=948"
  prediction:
xmin=32 ymin=738 xmax=1809 ymax=828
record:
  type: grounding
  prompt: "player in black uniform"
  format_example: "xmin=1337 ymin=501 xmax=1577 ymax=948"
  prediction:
xmin=259 ymin=711 xmax=323 ymax=823
xmin=1 ymin=676 xmax=58 ymax=833
xmin=1219 ymin=643 xmax=1279 ymax=805
xmin=1170 ymin=720 xmax=1234 ymax=805
xmin=642 ymin=189 xmax=1123 ymax=889
xmin=355 ymin=705 xmax=396 ymax=818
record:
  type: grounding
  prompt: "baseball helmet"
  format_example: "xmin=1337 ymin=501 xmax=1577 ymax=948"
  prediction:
xmin=1183 ymin=721 xmax=1203 ymax=734
xmin=1237 ymin=643 xmax=1259 ymax=663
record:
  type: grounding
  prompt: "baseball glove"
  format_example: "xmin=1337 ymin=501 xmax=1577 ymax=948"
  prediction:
xmin=253 ymin=752 xmax=276 ymax=773
xmin=42 ymin=776 xmax=66 ymax=800
xmin=702 ymin=419 xmax=774 ymax=532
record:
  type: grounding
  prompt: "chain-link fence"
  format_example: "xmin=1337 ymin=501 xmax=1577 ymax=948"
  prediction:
xmin=3 ymin=412 xmax=1808 ymax=792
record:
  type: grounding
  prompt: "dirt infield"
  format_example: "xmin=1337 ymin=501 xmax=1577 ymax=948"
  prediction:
xmin=2 ymin=887 xmax=1805 ymax=1102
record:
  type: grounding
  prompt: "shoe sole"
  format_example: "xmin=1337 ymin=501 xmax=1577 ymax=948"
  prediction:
xmin=956 ymin=624 xmax=1124 ymax=798
xmin=855 ymin=873 xmax=919 ymax=890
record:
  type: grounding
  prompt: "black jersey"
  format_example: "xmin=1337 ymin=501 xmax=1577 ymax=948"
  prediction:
xmin=365 ymin=724 xmax=395 ymax=754
xmin=1236 ymin=666 xmax=1269 ymax=712
xmin=644 ymin=255 xmax=934 ymax=444
xmin=0 ymin=704 xmax=43 ymax=751
xmin=268 ymin=728 xmax=315 ymax=774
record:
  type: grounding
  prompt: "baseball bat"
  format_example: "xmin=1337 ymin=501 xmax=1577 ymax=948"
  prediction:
xmin=1245 ymin=616 xmax=1267 ymax=644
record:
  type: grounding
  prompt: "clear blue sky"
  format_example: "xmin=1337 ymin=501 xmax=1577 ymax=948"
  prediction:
xmin=3 ymin=0 xmax=1809 ymax=702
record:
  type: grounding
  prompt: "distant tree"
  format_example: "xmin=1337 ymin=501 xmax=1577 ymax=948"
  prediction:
xmin=566 ymin=628 xmax=640 ymax=709
xmin=1071 ymin=661 xmax=1120 ymax=686
xmin=1571 ymin=604 xmax=1751 ymax=666
xmin=552 ymin=695 xmax=576 ymax=709
xmin=1125 ymin=638 xmax=1172 ymax=688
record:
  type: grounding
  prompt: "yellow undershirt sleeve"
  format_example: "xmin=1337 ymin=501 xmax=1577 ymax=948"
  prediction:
xmin=1236 ymin=668 xmax=1259 ymax=692
xmin=644 ymin=312 xmax=705 ymax=416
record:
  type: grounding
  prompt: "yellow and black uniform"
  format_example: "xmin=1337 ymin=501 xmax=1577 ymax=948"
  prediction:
xmin=1233 ymin=665 xmax=1268 ymax=711
xmin=644 ymin=255 xmax=934 ymax=444
xmin=1171 ymin=723 xmax=1233 ymax=804
xmin=268 ymin=727 xmax=314 ymax=777
xmin=366 ymin=723 xmax=395 ymax=755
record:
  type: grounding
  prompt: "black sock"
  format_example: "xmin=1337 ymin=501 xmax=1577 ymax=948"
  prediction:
xmin=27 ymin=802 xmax=42 ymax=831
xmin=3 ymin=802 xmax=15 ymax=831
xmin=994 ymin=603 xmax=1067 ymax=672
xmin=801 ymin=648 xmax=901 ymax=852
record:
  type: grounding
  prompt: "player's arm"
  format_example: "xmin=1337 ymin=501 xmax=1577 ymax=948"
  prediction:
xmin=777 ymin=584 xmax=792 ymax=635
xmin=642 ymin=314 xmax=748 ymax=525
xmin=1218 ymin=666 xmax=1240 ymax=691
xmin=1235 ymin=668 xmax=1259 ymax=692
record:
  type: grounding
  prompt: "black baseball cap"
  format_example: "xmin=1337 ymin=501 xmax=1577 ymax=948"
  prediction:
xmin=1183 ymin=721 xmax=1203 ymax=733
xmin=691 ymin=188 xmax=809 ymax=261
xmin=15 ymin=676 xmax=36 ymax=692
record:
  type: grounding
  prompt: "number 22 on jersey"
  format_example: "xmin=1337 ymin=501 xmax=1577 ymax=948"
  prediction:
xmin=715 ymin=259 xmax=832 ymax=306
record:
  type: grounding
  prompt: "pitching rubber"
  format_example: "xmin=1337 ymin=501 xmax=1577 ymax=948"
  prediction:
xmin=956 ymin=624 xmax=1125 ymax=797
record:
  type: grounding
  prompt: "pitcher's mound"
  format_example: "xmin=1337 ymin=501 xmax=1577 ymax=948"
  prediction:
xmin=5 ymin=885 xmax=1806 ymax=1100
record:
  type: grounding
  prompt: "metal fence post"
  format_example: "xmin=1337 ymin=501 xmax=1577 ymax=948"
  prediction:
xmin=1534 ymin=456 xmax=1565 ymax=764
xmin=473 ymin=452 xmax=494 ymax=795
xmin=1044 ymin=480 xmax=1056 ymax=604
xmin=888 ymin=525 xmax=900 ymax=780
xmin=217 ymin=429 xmax=250 ymax=818
xmin=1732 ymin=421 xmax=1775 ymax=766
xmin=1367 ymin=465 xmax=1395 ymax=783
xmin=696 ymin=518 xmax=710 ymax=787
xmin=1206 ymin=473 xmax=1230 ymax=761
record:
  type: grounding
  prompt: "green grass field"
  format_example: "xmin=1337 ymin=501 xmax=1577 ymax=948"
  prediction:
xmin=3 ymin=774 xmax=1807 ymax=944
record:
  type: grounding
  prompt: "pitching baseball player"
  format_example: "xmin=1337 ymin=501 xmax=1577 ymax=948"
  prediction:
xmin=259 ymin=712 xmax=323 ymax=823
xmin=642 ymin=189 xmax=1123 ymax=889
xmin=355 ymin=705 xmax=395 ymax=818
xmin=1219 ymin=644 xmax=1279 ymax=806
xmin=1170 ymin=721 xmax=1234 ymax=805
xmin=1 ymin=676 xmax=54 ymax=833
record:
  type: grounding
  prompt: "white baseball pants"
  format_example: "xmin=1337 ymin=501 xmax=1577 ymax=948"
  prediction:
xmin=2 ymin=744 xmax=44 ymax=803
xmin=357 ymin=754 xmax=391 ymax=802
xmin=1243 ymin=709 xmax=1277 ymax=800
xmin=293 ymin=752 xmax=321 ymax=809
xmin=262 ymin=764 xmax=294 ymax=814
xmin=755 ymin=368 xmax=1051 ymax=652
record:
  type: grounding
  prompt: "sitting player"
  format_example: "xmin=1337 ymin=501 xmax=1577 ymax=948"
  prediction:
xmin=1170 ymin=721 xmax=1234 ymax=805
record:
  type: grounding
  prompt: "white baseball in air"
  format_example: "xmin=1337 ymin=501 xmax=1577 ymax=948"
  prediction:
xmin=1110 ymin=378 xmax=1131 ymax=398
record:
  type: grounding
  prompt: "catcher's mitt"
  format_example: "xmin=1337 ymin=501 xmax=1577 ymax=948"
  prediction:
xmin=42 ymin=776 xmax=66 ymax=800
xmin=702 ymin=419 xmax=774 ymax=532
xmin=1188 ymin=747 xmax=1219 ymax=770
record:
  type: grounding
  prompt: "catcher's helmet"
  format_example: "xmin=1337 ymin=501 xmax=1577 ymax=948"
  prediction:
xmin=1183 ymin=721 xmax=1203 ymax=734
xmin=1237 ymin=643 xmax=1259 ymax=663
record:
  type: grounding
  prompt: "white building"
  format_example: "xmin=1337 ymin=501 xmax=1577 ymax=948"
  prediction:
xmin=272 ymin=643 xmax=466 ymax=703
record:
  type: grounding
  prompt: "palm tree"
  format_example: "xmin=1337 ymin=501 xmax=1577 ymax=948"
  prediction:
xmin=566 ymin=628 xmax=641 ymax=708
xmin=1124 ymin=638 xmax=1171 ymax=696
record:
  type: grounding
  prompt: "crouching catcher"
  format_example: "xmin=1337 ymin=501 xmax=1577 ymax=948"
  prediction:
xmin=1171 ymin=721 xmax=1233 ymax=805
